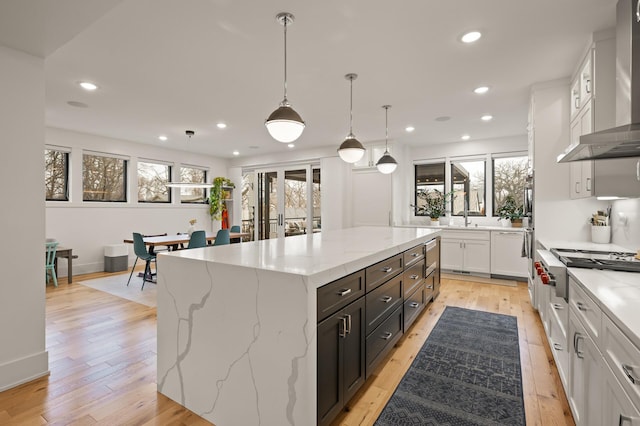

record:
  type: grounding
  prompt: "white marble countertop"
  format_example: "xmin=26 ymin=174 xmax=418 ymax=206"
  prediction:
xmin=537 ymin=239 xmax=633 ymax=253
xmin=161 ymin=226 xmax=440 ymax=288
xmin=400 ymin=224 xmax=524 ymax=232
xmin=567 ymin=268 xmax=640 ymax=350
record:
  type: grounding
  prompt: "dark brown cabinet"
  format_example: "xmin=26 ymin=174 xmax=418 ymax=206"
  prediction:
xmin=426 ymin=237 xmax=441 ymax=298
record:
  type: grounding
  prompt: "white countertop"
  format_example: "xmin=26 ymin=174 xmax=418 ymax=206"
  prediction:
xmin=538 ymin=239 xmax=633 ymax=253
xmin=401 ymin=224 xmax=524 ymax=232
xmin=568 ymin=268 xmax=640 ymax=350
xmin=160 ymin=226 xmax=440 ymax=287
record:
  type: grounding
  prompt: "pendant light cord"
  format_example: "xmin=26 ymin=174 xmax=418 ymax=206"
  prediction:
xmin=385 ymin=107 xmax=389 ymax=150
xmin=349 ymin=77 xmax=354 ymax=135
xmin=283 ymin=17 xmax=288 ymax=101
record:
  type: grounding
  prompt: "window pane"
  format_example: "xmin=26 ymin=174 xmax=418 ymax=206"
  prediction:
xmin=180 ymin=166 xmax=207 ymax=203
xmin=83 ymin=154 xmax=127 ymax=202
xmin=138 ymin=161 xmax=170 ymax=202
xmin=493 ymin=156 xmax=528 ymax=216
xmin=312 ymin=168 xmax=321 ymax=233
xmin=414 ymin=163 xmax=445 ymax=216
xmin=451 ymin=160 xmax=485 ymax=216
xmin=45 ymin=149 xmax=69 ymax=201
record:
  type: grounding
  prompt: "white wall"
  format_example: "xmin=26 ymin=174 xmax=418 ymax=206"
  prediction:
xmin=45 ymin=127 xmax=229 ymax=276
xmin=0 ymin=45 xmax=48 ymax=391
xmin=612 ymin=198 xmax=640 ymax=250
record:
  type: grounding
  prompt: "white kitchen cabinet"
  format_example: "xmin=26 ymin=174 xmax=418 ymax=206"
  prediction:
xmin=352 ymin=169 xmax=391 ymax=226
xmin=569 ymin=102 xmax=594 ymax=199
xmin=603 ymin=363 xmax=640 ymax=426
xmin=440 ymin=230 xmax=490 ymax=276
xmin=353 ymin=143 xmax=392 ymax=169
xmin=490 ymin=231 xmax=528 ymax=278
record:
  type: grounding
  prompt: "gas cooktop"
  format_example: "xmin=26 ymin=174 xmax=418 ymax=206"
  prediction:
xmin=550 ymin=248 xmax=640 ymax=273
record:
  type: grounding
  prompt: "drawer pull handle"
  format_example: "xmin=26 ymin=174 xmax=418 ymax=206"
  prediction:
xmin=574 ymin=333 xmax=585 ymax=359
xmin=618 ymin=414 xmax=639 ymax=426
xmin=622 ymin=364 xmax=639 ymax=385
xmin=337 ymin=288 xmax=352 ymax=297
xmin=411 ymin=253 xmax=419 ymax=257
xmin=380 ymin=296 xmax=393 ymax=303
xmin=409 ymin=302 xmax=419 ymax=308
xmin=576 ymin=302 xmax=587 ymax=311
xmin=410 ymin=274 xmax=419 ymax=280
xmin=426 ymin=285 xmax=433 ymax=289
xmin=381 ymin=331 xmax=393 ymax=340
xmin=553 ymin=343 xmax=563 ymax=351
xmin=553 ymin=303 xmax=564 ymax=310
xmin=381 ymin=266 xmax=393 ymax=273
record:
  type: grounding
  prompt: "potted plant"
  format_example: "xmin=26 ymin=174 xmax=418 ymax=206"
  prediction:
xmin=209 ymin=177 xmax=235 ymax=221
xmin=496 ymin=195 xmax=524 ymax=227
xmin=412 ymin=189 xmax=454 ymax=225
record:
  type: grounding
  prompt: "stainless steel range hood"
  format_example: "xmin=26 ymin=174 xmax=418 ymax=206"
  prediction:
xmin=558 ymin=0 xmax=640 ymax=163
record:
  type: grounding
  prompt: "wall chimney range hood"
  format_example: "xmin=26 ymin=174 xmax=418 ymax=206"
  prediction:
xmin=558 ymin=0 xmax=640 ymax=163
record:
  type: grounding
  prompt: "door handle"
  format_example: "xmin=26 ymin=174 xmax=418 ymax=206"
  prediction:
xmin=410 ymin=274 xmax=419 ymax=280
xmin=337 ymin=288 xmax=352 ymax=297
xmin=553 ymin=343 xmax=563 ymax=351
xmin=339 ymin=316 xmax=347 ymax=338
xmin=622 ymin=364 xmax=639 ymax=385
xmin=381 ymin=266 xmax=393 ymax=273
xmin=380 ymin=331 xmax=393 ymax=340
xmin=380 ymin=295 xmax=393 ymax=303
xmin=409 ymin=302 xmax=419 ymax=308
xmin=574 ymin=333 xmax=585 ymax=359
xmin=576 ymin=301 xmax=587 ymax=311
xmin=345 ymin=314 xmax=352 ymax=334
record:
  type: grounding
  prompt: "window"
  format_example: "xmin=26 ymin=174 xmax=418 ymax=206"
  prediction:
xmin=138 ymin=161 xmax=171 ymax=203
xmin=180 ymin=166 xmax=207 ymax=203
xmin=45 ymin=148 xmax=69 ymax=201
xmin=83 ymin=153 xmax=127 ymax=202
xmin=450 ymin=160 xmax=485 ymax=216
xmin=414 ymin=163 xmax=445 ymax=216
xmin=493 ymin=155 xmax=528 ymax=216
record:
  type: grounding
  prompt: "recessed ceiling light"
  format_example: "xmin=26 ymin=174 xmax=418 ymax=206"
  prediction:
xmin=67 ymin=101 xmax=89 ymax=108
xmin=461 ymin=135 xmax=470 ymax=140
xmin=474 ymin=86 xmax=489 ymax=94
xmin=288 ymin=143 xmax=295 ymax=148
xmin=158 ymin=135 xmax=168 ymax=141
xmin=405 ymin=126 xmax=415 ymax=133
xmin=481 ymin=114 xmax=493 ymax=121
xmin=217 ymin=123 xmax=227 ymax=129
xmin=461 ymin=31 xmax=482 ymax=43
xmin=232 ymin=150 xmax=240 ymax=156
xmin=79 ymin=81 xmax=98 ymax=91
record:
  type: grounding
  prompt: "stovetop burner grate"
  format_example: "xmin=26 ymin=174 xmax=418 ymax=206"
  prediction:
xmin=551 ymin=248 xmax=640 ymax=273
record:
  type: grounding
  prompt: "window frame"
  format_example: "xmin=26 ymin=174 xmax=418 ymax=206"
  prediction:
xmin=82 ymin=151 xmax=128 ymax=202
xmin=449 ymin=158 xmax=487 ymax=217
xmin=137 ymin=159 xmax=172 ymax=204
xmin=414 ymin=162 xmax=446 ymax=217
xmin=179 ymin=165 xmax=208 ymax=204
xmin=45 ymin=147 xmax=70 ymax=201
xmin=491 ymin=152 xmax=529 ymax=217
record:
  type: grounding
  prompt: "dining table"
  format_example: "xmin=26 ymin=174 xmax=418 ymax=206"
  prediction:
xmin=123 ymin=232 xmax=250 ymax=253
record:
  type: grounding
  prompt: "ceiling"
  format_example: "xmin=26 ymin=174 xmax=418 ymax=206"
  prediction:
xmin=1 ymin=0 xmax=617 ymax=159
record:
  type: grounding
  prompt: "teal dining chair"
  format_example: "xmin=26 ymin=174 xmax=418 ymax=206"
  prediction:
xmin=127 ymin=232 xmax=157 ymax=290
xmin=230 ymin=225 xmax=241 ymax=243
xmin=187 ymin=230 xmax=207 ymax=249
xmin=45 ymin=241 xmax=59 ymax=287
xmin=212 ymin=229 xmax=230 ymax=246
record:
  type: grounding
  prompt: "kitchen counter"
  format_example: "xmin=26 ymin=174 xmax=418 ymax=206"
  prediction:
xmin=567 ymin=268 xmax=640 ymax=351
xmin=402 ymin=224 xmax=525 ymax=232
xmin=155 ymin=226 xmax=440 ymax=426
xmin=537 ymin=239 xmax=633 ymax=253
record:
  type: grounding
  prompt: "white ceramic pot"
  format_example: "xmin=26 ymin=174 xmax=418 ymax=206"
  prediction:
xmin=591 ymin=225 xmax=611 ymax=244
xmin=430 ymin=218 xmax=440 ymax=226
xmin=500 ymin=218 xmax=512 ymax=227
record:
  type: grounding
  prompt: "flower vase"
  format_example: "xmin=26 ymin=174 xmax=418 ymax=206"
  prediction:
xmin=430 ymin=218 xmax=440 ymax=226
xmin=500 ymin=218 xmax=512 ymax=227
xmin=187 ymin=224 xmax=196 ymax=236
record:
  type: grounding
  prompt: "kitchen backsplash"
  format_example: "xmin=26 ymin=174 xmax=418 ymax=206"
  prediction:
xmin=612 ymin=198 xmax=640 ymax=250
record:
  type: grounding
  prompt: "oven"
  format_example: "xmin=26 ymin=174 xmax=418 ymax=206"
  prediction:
xmin=535 ymin=250 xmax=568 ymax=331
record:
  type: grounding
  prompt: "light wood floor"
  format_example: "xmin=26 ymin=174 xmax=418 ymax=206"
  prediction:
xmin=0 ymin=271 xmax=574 ymax=425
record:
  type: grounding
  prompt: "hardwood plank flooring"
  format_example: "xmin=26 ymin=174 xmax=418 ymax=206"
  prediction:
xmin=0 ymin=271 xmax=573 ymax=425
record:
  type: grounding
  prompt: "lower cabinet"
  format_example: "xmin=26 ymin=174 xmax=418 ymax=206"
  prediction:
xmin=317 ymin=297 xmax=366 ymax=426
xmin=603 ymin=365 xmax=640 ymax=426
xmin=490 ymin=230 xmax=528 ymax=279
xmin=440 ymin=231 xmax=490 ymax=275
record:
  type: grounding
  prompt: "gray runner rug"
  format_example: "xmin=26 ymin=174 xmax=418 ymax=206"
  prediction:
xmin=375 ymin=306 xmax=526 ymax=425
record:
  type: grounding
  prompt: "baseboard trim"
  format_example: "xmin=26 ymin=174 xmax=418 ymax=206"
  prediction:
xmin=0 ymin=350 xmax=49 ymax=392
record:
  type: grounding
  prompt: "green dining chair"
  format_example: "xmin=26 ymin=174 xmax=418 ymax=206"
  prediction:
xmin=187 ymin=230 xmax=207 ymax=249
xmin=212 ymin=229 xmax=230 ymax=246
xmin=45 ymin=241 xmax=59 ymax=287
xmin=230 ymin=225 xmax=241 ymax=243
xmin=127 ymin=232 xmax=157 ymax=290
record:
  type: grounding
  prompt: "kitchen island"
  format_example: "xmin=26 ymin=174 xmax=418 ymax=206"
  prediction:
xmin=156 ymin=226 xmax=440 ymax=426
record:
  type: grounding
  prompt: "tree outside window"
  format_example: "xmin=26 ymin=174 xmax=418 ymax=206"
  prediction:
xmin=45 ymin=149 xmax=69 ymax=201
xmin=180 ymin=166 xmax=207 ymax=203
xmin=138 ymin=161 xmax=170 ymax=203
xmin=83 ymin=154 xmax=127 ymax=202
xmin=493 ymin=156 xmax=528 ymax=216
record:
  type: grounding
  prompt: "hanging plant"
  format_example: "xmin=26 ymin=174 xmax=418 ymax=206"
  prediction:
xmin=209 ymin=177 xmax=235 ymax=220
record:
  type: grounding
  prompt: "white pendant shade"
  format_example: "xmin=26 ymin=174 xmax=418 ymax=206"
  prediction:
xmin=265 ymin=103 xmax=305 ymax=143
xmin=376 ymin=152 xmax=398 ymax=174
xmin=337 ymin=135 xmax=365 ymax=163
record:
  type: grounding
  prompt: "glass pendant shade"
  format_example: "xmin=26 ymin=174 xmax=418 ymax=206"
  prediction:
xmin=376 ymin=151 xmax=398 ymax=174
xmin=265 ymin=102 xmax=305 ymax=143
xmin=338 ymin=134 xmax=365 ymax=163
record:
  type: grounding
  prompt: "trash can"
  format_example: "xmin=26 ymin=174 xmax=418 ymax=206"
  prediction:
xmin=104 ymin=244 xmax=128 ymax=272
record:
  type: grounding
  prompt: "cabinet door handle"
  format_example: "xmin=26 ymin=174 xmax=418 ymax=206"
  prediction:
xmin=636 ymin=0 xmax=640 ymax=22
xmin=380 ymin=295 xmax=393 ymax=303
xmin=575 ymin=97 xmax=580 ymax=109
xmin=618 ymin=414 xmax=639 ymax=426
xmin=574 ymin=333 xmax=585 ymax=359
xmin=345 ymin=314 xmax=352 ymax=334
xmin=380 ymin=331 xmax=393 ymax=340
xmin=553 ymin=343 xmax=563 ymax=351
xmin=586 ymin=177 xmax=591 ymax=191
xmin=585 ymin=79 xmax=591 ymax=94
xmin=409 ymin=302 xmax=419 ymax=308
xmin=337 ymin=288 xmax=352 ymax=297
xmin=576 ymin=301 xmax=587 ymax=311
xmin=410 ymin=274 xmax=419 ymax=280
xmin=622 ymin=364 xmax=639 ymax=385
xmin=381 ymin=266 xmax=393 ymax=273
xmin=339 ymin=317 xmax=347 ymax=338
xmin=553 ymin=303 xmax=564 ymax=310
xmin=575 ymin=182 xmax=580 ymax=193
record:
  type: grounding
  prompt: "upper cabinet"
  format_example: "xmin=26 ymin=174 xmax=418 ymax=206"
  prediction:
xmin=353 ymin=143 xmax=393 ymax=169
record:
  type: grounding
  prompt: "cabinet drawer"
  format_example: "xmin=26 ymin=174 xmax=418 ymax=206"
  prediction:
xmin=602 ymin=314 xmax=640 ymax=408
xmin=569 ymin=277 xmax=601 ymax=344
xmin=366 ymin=254 xmax=403 ymax=291
xmin=366 ymin=307 xmax=403 ymax=378
xmin=403 ymin=261 xmax=424 ymax=297
xmin=425 ymin=238 xmax=439 ymax=266
xmin=424 ymin=269 xmax=435 ymax=301
xmin=366 ymin=274 xmax=403 ymax=336
xmin=317 ymin=270 xmax=365 ymax=322
xmin=403 ymin=244 xmax=424 ymax=267
xmin=404 ymin=283 xmax=426 ymax=332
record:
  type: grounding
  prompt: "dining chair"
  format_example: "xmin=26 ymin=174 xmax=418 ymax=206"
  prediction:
xmin=230 ymin=225 xmax=241 ymax=243
xmin=187 ymin=230 xmax=207 ymax=249
xmin=212 ymin=229 xmax=230 ymax=246
xmin=127 ymin=232 xmax=157 ymax=290
xmin=45 ymin=241 xmax=59 ymax=287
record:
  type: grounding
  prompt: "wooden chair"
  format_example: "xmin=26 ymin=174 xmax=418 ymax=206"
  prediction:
xmin=45 ymin=241 xmax=59 ymax=287
xmin=127 ymin=233 xmax=157 ymax=290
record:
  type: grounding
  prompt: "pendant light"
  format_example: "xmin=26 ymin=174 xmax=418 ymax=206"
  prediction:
xmin=338 ymin=73 xmax=366 ymax=163
xmin=166 ymin=131 xmax=214 ymax=188
xmin=265 ymin=12 xmax=305 ymax=143
xmin=376 ymin=105 xmax=398 ymax=174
